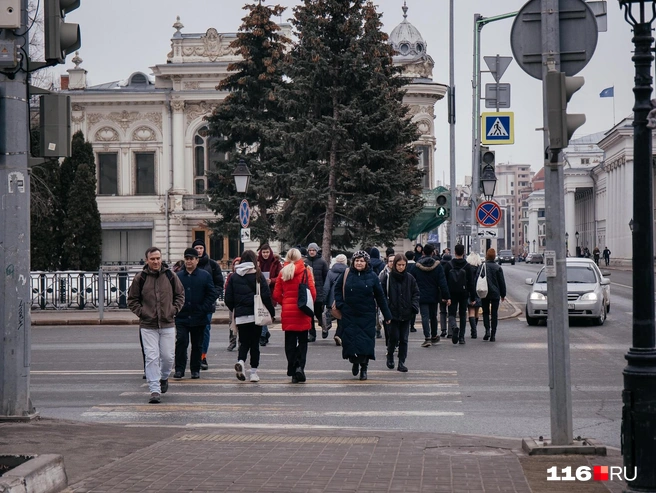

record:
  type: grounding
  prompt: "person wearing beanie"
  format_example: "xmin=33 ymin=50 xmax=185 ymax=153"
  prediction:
xmin=257 ymin=244 xmax=282 ymax=347
xmin=305 ymin=242 xmax=329 ymax=342
xmin=368 ymin=247 xmax=385 ymax=275
xmin=385 ymin=246 xmax=395 ymax=258
xmin=334 ymin=250 xmax=392 ymax=381
xmin=173 ymin=248 xmax=217 ymax=380
xmin=192 ymin=239 xmax=223 ymax=370
xmin=323 ymin=254 xmax=349 ymax=346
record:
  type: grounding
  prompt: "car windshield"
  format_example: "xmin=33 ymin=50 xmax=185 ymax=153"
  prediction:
xmin=535 ymin=265 xmax=598 ymax=284
xmin=500 ymin=250 xmax=512 ymax=256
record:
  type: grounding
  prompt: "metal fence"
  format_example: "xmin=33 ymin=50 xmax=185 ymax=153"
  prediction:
xmin=30 ymin=270 xmax=227 ymax=311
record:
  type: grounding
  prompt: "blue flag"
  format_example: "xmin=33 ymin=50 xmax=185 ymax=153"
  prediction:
xmin=600 ymin=86 xmax=614 ymax=98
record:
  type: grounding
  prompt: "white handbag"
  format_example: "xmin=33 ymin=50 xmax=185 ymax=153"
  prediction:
xmin=476 ymin=263 xmax=489 ymax=298
xmin=254 ymin=281 xmax=273 ymax=326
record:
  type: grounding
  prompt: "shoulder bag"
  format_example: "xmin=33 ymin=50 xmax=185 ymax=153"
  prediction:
xmin=476 ymin=263 xmax=489 ymax=299
xmin=297 ymin=267 xmax=315 ymax=317
xmin=330 ymin=268 xmax=349 ymax=320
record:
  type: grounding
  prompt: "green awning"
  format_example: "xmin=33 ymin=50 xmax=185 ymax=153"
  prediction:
xmin=406 ymin=186 xmax=449 ymax=240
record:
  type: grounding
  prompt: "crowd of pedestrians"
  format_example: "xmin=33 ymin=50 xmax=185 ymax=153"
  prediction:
xmin=128 ymin=241 xmax=507 ymax=403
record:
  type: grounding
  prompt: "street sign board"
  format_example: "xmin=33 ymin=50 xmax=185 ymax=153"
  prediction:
xmin=477 ymin=228 xmax=499 ymax=238
xmin=476 ymin=201 xmax=502 ymax=227
xmin=544 ymin=250 xmax=556 ymax=277
xmin=240 ymin=227 xmax=251 ymax=243
xmin=485 ymin=83 xmax=511 ymax=109
xmin=239 ymin=199 xmax=250 ymax=228
xmin=483 ymin=55 xmax=513 ymax=82
xmin=456 ymin=224 xmax=472 ymax=236
xmin=481 ymin=112 xmax=514 ymax=144
xmin=510 ymin=0 xmax=598 ymax=80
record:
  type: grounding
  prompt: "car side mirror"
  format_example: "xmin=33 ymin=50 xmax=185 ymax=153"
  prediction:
xmin=525 ymin=278 xmax=534 ymax=285
xmin=601 ymin=278 xmax=611 ymax=286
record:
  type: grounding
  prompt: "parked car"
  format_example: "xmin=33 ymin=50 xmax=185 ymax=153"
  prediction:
xmin=525 ymin=257 xmax=611 ymax=326
xmin=496 ymin=250 xmax=515 ymax=265
xmin=525 ymin=252 xmax=544 ymax=264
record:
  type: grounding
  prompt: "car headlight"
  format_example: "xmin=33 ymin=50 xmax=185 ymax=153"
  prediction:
xmin=580 ymin=292 xmax=598 ymax=301
xmin=530 ymin=292 xmax=546 ymax=300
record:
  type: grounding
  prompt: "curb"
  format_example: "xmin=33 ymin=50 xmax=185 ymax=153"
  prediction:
xmin=500 ymin=298 xmax=522 ymax=320
xmin=32 ymin=317 xmax=230 ymax=326
xmin=0 ymin=455 xmax=67 ymax=493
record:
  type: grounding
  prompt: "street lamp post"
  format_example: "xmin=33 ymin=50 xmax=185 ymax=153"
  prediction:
xmin=619 ymin=1 xmax=656 ymax=491
xmin=233 ymin=159 xmax=251 ymax=256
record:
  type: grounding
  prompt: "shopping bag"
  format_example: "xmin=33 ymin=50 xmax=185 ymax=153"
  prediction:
xmin=254 ymin=281 xmax=273 ymax=326
xmin=476 ymin=263 xmax=489 ymax=299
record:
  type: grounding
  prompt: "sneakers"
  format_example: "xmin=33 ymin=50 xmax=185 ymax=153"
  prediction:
xmin=322 ymin=328 xmax=329 ymax=339
xmin=149 ymin=392 xmax=161 ymax=404
xmin=249 ymin=369 xmax=260 ymax=382
xmin=200 ymin=358 xmax=209 ymax=370
xmin=452 ymin=327 xmax=459 ymax=345
xmin=160 ymin=379 xmax=168 ymax=394
xmin=226 ymin=341 xmax=237 ymax=351
xmin=308 ymin=333 xmax=317 ymax=343
xmin=410 ymin=327 xmax=417 ymax=332
xmin=173 ymin=371 xmax=184 ymax=379
xmin=440 ymin=330 xmax=447 ymax=338
xmin=191 ymin=372 xmax=200 ymax=379
xmin=431 ymin=335 xmax=440 ymax=343
xmin=235 ymin=360 xmax=246 ymax=381
xmin=421 ymin=339 xmax=432 ymax=348
xmin=334 ymin=336 xmax=342 ymax=346
xmin=259 ymin=336 xmax=267 ymax=347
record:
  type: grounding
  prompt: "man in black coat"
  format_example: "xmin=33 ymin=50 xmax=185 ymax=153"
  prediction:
xmin=306 ymin=242 xmax=329 ymax=342
xmin=174 ymin=248 xmax=217 ymax=380
xmin=443 ymin=244 xmax=476 ymax=345
xmin=192 ymin=239 xmax=223 ymax=370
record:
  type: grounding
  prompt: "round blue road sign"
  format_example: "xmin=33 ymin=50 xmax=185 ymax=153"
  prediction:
xmin=239 ymin=199 xmax=250 ymax=228
xmin=476 ymin=201 xmax=502 ymax=227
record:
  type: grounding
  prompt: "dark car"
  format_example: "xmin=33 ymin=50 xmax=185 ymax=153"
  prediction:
xmin=496 ymin=250 xmax=515 ymax=265
xmin=525 ymin=252 xmax=544 ymax=264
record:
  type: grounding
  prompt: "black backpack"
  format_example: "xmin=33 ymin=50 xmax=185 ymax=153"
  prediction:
xmin=448 ymin=262 xmax=468 ymax=297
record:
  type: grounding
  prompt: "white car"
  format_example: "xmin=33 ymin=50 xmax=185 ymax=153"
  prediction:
xmin=525 ymin=258 xmax=611 ymax=326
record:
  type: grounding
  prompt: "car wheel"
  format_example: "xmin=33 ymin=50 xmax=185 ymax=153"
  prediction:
xmin=526 ymin=309 xmax=539 ymax=326
xmin=593 ymin=305 xmax=607 ymax=326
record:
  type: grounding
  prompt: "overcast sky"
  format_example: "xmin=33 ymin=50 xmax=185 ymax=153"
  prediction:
xmin=64 ymin=0 xmax=633 ymax=185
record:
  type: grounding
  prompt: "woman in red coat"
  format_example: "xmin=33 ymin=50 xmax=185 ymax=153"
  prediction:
xmin=273 ymin=248 xmax=317 ymax=383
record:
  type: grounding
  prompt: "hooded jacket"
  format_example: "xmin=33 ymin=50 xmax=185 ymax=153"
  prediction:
xmin=224 ymin=262 xmax=275 ymax=322
xmin=127 ymin=265 xmax=185 ymax=329
xmin=272 ymin=260 xmax=317 ymax=331
xmin=410 ymin=256 xmax=451 ymax=304
xmin=369 ymin=248 xmax=385 ymax=275
xmin=323 ymin=262 xmax=348 ymax=308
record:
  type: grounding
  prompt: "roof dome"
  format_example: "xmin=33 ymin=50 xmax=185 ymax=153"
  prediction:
xmin=389 ymin=2 xmax=427 ymax=61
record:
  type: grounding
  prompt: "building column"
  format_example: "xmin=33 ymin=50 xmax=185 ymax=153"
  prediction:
xmin=171 ymin=100 xmax=186 ymax=194
xmin=565 ymin=189 xmax=576 ymax=245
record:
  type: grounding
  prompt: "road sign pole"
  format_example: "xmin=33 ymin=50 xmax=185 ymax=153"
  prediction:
xmin=470 ymin=13 xmax=483 ymax=254
xmin=541 ymin=0 xmax=573 ymax=446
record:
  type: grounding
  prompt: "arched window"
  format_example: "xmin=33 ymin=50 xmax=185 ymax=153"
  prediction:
xmin=194 ymin=126 xmax=228 ymax=194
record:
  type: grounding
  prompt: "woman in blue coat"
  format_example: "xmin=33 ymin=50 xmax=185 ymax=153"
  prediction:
xmin=334 ymin=250 xmax=392 ymax=380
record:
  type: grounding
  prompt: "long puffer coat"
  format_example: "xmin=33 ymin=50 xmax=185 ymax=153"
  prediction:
xmin=334 ymin=265 xmax=392 ymax=361
xmin=380 ymin=270 xmax=420 ymax=322
xmin=272 ymin=260 xmax=317 ymax=331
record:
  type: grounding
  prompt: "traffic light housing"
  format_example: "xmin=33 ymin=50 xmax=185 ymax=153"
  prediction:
xmin=45 ymin=0 xmax=81 ymax=64
xmin=436 ymin=192 xmax=450 ymax=220
xmin=546 ymin=71 xmax=586 ymax=150
xmin=480 ymin=146 xmax=495 ymax=169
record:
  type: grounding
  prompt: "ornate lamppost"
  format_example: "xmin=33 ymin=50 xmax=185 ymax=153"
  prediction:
xmin=619 ymin=1 xmax=656 ymax=491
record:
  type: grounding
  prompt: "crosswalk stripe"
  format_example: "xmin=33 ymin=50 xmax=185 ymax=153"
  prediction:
xmin=31 ymin=369 xmax=458 ymax=376
xmin=82 ymin=409 xmax=464 ymax=418
xmin=119 ymin=391 xmax=462 ymax=397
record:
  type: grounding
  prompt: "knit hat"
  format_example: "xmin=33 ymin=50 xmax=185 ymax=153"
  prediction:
xmin=192 ymin=239 xmax=206 ymax=249
xmin=370 ymin=247 xmax=380 ymax=259
xmin=184 ymin=247 xmax=198 ymax=258
xmin=352 ymin=250 xmax=370 ymax=262
xmin=335 ymin=254 xmax=347 ymax=264
xmin=307 ymin=242 xmax=320 ymax=251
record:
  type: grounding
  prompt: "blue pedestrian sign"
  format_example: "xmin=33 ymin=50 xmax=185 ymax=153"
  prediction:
xmin=481 ymin=112 xmax=514 ymax=145
xmin=239 ymin=199 xmax=251 ymax=228
xmin=476 ymin=201 xmax=502 ymax=227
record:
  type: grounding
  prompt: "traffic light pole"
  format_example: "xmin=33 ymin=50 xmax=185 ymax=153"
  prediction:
xmin=0 ymin=0 xmax=37 ymax=420
xmin=541 ymin=0 xmax=572 ymax=446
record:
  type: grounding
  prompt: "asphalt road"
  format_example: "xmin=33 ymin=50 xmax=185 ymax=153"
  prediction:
xmin=29 ymin=265 xmax=632 ymax=449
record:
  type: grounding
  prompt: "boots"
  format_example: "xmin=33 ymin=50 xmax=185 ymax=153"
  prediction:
xmin=451 ymin=325 xmax=459 ymax=345
xmin=483 ymin=327 xmax=491 ymax=341
xmin=490 ymin=328 xmax=496 ymax=342
xmin=359 ymin=364 xmax=368 ymax=380
xmin=386 ymin=353 xmax=395 ymax=369
xmin=469 ymin=317 xmax=478 ymax=339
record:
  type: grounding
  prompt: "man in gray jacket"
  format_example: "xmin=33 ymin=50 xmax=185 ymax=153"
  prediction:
xmin=128 ymin=247 xmax=185 ymax=404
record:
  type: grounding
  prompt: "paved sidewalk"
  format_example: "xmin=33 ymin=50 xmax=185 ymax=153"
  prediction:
xmin=0 ymin=420 xmax=623 ymax=493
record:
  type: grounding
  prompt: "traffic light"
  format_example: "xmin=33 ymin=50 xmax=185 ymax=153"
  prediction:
xmin=546 ymin=71 xmax=586 ymax=150
xmin=480 ymin=146 xmax=495 ymax=169
xmin=480 ymin=146 xmax=497 ymax=197
xmin=436 ymin=192 xmax=450 ymax=220
xmin=45 ymin=0 xmax=81 ymax=64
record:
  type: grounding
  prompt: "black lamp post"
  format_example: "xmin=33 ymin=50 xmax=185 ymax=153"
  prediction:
xmin=619 ymin=2 xmax=656 ymax=491
xmin=232 ymin=159 xmax=251 ymax=194
xmin=480 ymin=163 xmax=497 ymax=199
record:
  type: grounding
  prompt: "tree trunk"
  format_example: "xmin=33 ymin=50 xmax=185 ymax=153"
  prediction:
xmin=322 ymin=100 xmax=338 ymax=263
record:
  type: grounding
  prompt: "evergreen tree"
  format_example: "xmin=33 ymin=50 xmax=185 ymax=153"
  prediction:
xmin=205 ymin=1 xmax=289 ymax=244
xmin=30 ymin=159 xmax=62 ymax=270
xmin=274 ymin=0 xmax=424 ymax=259
xmin=60 ymin=131 xmax=102 ymax=270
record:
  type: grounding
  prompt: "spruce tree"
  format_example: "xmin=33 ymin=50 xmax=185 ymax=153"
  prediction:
xmin=274 ymin=0 xmax=424 ymax=259
xmin=30 ymin=159 xmax=62 ymax=270
xmin=60 ymin=131 xmax=102 ymax=270
xmin=205 ymin=1 xmax=289 ymax=244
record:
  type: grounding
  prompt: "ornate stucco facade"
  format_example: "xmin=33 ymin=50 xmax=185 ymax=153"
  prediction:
xmin=65 ymin=10 xmax=446 ymax=265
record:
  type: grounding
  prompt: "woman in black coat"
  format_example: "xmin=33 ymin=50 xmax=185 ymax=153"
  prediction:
xmin=334 ymin=250 xmax=392 ymax=380
xmin=478 ymin=248 xmax=507 ymax=342
xmin=380 ymin=254 xmax=419 ymax=372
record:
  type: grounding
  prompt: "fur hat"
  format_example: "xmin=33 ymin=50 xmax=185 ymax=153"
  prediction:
xmin=352 ymin=250 xmax=371 ymax=262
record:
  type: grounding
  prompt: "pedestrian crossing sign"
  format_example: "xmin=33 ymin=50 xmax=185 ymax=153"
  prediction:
xmin=481 ymin=112 xmax=514 ymax=145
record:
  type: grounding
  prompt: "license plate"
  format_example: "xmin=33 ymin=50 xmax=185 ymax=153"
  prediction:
xmin=568 ymin=303 xmax=575 ymax=310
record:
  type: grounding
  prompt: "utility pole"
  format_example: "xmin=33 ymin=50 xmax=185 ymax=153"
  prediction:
xmin=448 ymin=0 xmax=456 ymax=250
xmin=0 ymin=0 xmax=36 ymax=420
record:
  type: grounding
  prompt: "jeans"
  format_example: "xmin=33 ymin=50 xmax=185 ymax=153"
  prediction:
xmin=261 ymin=325 xmax=269 ymax=338
xmin=175 ymin=324 xmax=204 ymax=374
xmin=140 ymin=327 xmax=175 ymax=394
xmin=419 ymin=303 xmax=438 ymax=339
xmin=448 ymin=296 xmax=469 ymax=335
xmin=237 ymin=322 xmax=261 ymax=369
xmin=202 ymin=313 xmax=212 ymax=355
xmin=481 ymin=298 xmax=501 ymax=331
xmin=388 ymin=320 xmax=410 ymax=364
xmin=439 ymin=301 xmax=448 ymax=334
xmin=284 ymin=330 xmax=309 ymax=376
